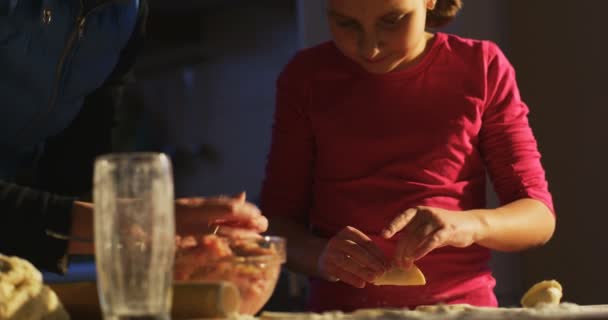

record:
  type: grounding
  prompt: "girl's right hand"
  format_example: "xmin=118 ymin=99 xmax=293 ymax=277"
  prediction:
xmin=317 ymin=226 xmax=390 ymax=288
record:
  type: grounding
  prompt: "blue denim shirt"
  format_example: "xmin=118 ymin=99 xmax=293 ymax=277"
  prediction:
xmin=0 ymin=0 xmax=142 ymax=274
xmin=0 ymin=0 xmax=139 ymax=180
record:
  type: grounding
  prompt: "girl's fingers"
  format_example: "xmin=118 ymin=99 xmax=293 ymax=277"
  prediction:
xmin=382 ymin=208 xmax=418 ymax=239
xmin=325 ymin=258 xmax=367 ymax=288
xmin=395 ymin=221 xmax=444 ymax=268
xmin=393 ymin=214 xmax=426 ymax=266
xmin=411 ymin=228 xmax=450 ymax=261
xmin=319 ymin=226 xmax=392 ymax=286
xmin=339 ymin=227 xmax=390 ymax=271
xmin=337 ymin=240 xmax=386 ymax=276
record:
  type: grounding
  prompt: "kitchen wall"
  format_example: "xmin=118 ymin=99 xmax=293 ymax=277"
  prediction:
xmin=508 ymin=1 xmax=608 ymax=305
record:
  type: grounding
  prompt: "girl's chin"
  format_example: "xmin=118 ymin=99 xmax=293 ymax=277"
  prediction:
xmin=361 ymin=63 xmax=398 ymax=74
xmin=361 ymin=56 xmax=417 ymax=74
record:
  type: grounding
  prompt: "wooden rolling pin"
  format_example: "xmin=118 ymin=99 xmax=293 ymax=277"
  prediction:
xmin=48 ymin=281 xmax=240 ymax=319
xmin=173 ymin=281 xmax=241 ymax=319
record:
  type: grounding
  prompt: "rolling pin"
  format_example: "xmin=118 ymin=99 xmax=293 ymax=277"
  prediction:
xmin=172 ymin=281 xmax=241 ymax=319
xmin=49 ymin=281 xmax=241 ymax=319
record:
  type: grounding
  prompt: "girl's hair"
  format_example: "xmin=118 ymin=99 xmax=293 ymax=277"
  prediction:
xmin=426 ymin=0 xmax=463 ymax=28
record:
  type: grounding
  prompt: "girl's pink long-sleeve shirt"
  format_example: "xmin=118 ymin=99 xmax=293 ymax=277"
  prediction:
xmin=261 ymin=32 xmax=554 ymax=311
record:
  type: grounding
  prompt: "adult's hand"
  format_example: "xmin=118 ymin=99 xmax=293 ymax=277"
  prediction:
xmin=175 ymin=192 xmax=268 ymax=236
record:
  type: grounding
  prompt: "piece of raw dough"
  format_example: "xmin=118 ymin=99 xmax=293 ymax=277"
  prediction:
xmin=0 ymin=254 xmax=69 ymax=320
xmin=520 ymin=279 xmax=563 ymax=308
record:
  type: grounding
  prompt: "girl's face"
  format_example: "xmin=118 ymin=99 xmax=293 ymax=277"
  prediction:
xmin=327 ymin=0 xmax=435 ymax=74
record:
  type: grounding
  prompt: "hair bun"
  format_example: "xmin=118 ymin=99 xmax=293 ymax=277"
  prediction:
xmin=427 ymin=0 xmax=463 ymax=28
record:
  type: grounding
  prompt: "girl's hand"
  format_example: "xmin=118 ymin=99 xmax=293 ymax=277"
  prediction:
xmin=175 ymin=192 xmax=268 ymax=236
xmin=317 ymin=226 xmax=390 ymax=288
xmin=381 ymin=206 xmax=484 ymax=269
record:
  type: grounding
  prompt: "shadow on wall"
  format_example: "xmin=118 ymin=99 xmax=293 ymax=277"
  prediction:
xmin=115 ymin=0 xmax=298 ymax=199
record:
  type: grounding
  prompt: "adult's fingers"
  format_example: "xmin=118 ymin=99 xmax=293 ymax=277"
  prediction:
xmin=214 ymin=226 xmax=263 ymax=240
xmin=232 ymin=191 xmax=246 ymax=202
xmin=180 ymin=197 xmax=262 ymax=220
xmin=175 ymin=196 xmax=267 ymax=233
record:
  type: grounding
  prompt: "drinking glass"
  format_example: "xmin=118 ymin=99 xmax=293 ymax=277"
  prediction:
xmin=94 ymin=152 xmax=175 ymax=320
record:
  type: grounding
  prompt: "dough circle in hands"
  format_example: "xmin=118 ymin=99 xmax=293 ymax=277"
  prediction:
xmin=372 ymin=265 xmax=426 ymax=286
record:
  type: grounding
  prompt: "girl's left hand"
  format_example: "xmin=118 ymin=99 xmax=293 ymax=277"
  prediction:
xmin=381 ymin=206 xmax=484 ymax=269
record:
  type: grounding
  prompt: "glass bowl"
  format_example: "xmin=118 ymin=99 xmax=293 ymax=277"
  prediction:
xmin=174 ymin=235 xmax=286 ymax=315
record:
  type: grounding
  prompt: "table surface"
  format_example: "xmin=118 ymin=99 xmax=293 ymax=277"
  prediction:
xmin=49 ymin=281 xmax=608 ymax=320
xmin=44 ymin=258 xmax=608 ymax=320
xmin=43 ymin=256 xmax=96 ymax=283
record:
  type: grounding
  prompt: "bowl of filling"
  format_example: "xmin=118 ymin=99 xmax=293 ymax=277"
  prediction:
xmin=174 ymin=234 xmax=286 ymax=315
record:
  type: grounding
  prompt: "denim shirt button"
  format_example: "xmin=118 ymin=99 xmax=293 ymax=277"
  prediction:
xmin=41 ymin=8 xmax=52 ymax=25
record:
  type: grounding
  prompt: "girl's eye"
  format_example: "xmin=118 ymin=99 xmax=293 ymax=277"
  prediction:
xmin=381 ymin=14 xmax=406 ymax=27
xmin=383 ymin=19 xmax=399 ymax=26
xmin=337 ymin=20 xmax=360 ymax=29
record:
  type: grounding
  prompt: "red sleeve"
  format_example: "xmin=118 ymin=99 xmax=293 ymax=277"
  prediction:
xmin=260 ymin=54 xmax=316 ymax=221
xmin=479 ymin=42 xmax=555 ymax=214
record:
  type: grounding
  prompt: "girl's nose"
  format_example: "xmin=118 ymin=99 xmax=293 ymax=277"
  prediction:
xmin=361 ymin=46 xmax=381 ymax=61
xmin=359 ymin=34 xmax=383 ymax=60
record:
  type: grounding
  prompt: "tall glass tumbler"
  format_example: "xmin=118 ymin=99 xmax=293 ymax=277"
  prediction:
xmin=94 ymin=153 xmax=175 ymax=320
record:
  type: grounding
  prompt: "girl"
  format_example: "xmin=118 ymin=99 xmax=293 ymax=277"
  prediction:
xmin=261 ymin=0 xmax=556 ymax=312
